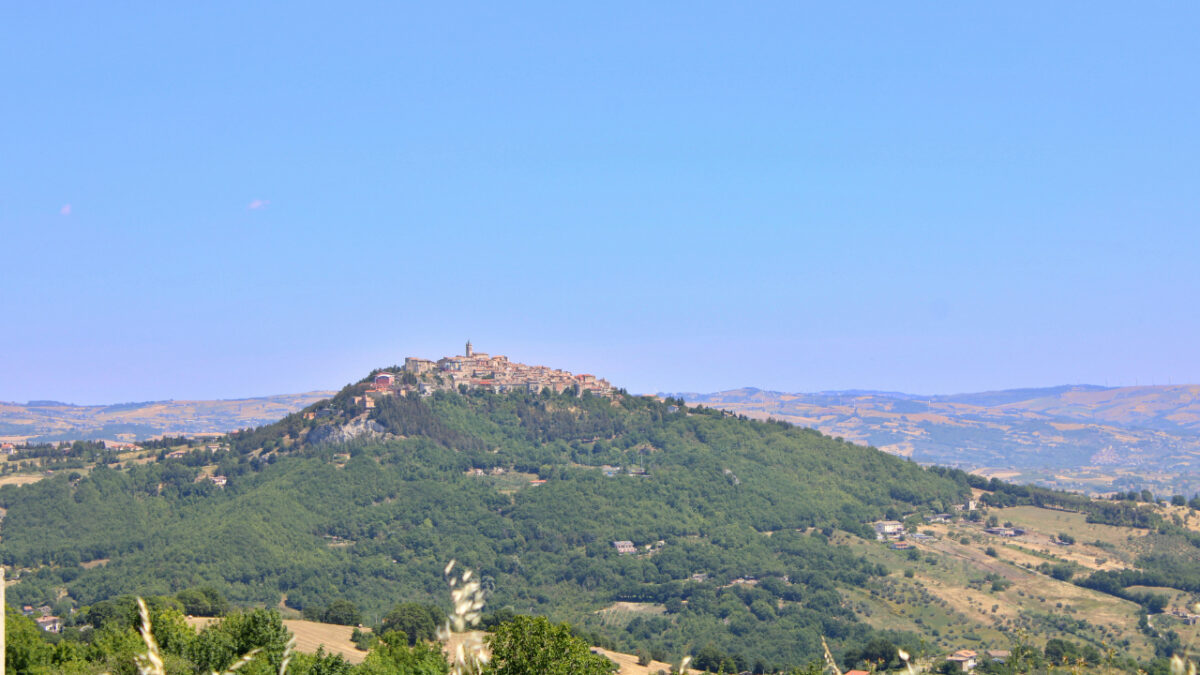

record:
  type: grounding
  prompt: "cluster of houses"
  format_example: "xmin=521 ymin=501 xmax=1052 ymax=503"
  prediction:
xmin=353 ymin=342 xmax=615 ymax=407
xmin=873 ymin=520 xmax=906 ymax=541
xmin=844 ymin=648 xmax=1007 ymax=673
xmin=943 ymin=649 xmax=1011 ymax=671
xmin=612 ymin=539 xmax=665 ymax=555
xmin=599 ymin=464 xmax=647 ymax=477
xmin=0 ymin=438 xmax=155 ymax=455
xmin=163 ymin=443 xmax=228 ymax=460
xmin=1169 ymin=607 xmax=1200 ymax=625
xmin=22 ymin=605 xmax=62 ymax=633
xmin=873 ymin=500 xmax=980 ymax=542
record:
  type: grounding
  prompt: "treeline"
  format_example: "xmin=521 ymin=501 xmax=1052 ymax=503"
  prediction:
xmin=961 ymin=472 xmax=1181 ymax=530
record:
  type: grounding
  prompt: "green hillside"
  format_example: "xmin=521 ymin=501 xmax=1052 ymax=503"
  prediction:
xmin=0 ymin=380 xmax=974 ymax=668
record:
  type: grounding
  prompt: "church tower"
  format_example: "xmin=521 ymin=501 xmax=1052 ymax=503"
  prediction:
xmin=466 ymin=340 xmax=473 ymax=357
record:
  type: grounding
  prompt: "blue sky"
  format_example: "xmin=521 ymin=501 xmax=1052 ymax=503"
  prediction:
xmin=2 ymin=3 xmax=1198 ymax=403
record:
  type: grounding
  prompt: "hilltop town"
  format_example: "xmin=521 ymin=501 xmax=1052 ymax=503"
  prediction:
xmin=350 ymin=341 xmax=616 ymax=410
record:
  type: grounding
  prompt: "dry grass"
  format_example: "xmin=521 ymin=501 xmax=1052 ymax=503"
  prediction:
xmin=185 ymin=617 xmax=366 ymax=664
xmin=279 ymin=620 xmax=365 ymax=664
xmin=0 ymin=474 xmax=45 ymax=487
xmin=993 ymin=505 xmax=1148 ymax=550
xmin=592 ymin=645 xmax=698 ymax=675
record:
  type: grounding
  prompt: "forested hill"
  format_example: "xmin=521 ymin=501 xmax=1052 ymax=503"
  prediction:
xmin=0 ymin=380 xmax=972 ymax=669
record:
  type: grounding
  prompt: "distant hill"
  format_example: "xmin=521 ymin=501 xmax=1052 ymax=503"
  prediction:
xmin=0 ymin=392 xmax=335 ymax=442
xmin=667 ymin=385 xmax=1200 ymax=495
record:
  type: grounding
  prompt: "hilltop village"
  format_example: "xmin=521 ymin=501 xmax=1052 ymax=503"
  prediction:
xmin=350 ymin=341 xmax=616 ymax=410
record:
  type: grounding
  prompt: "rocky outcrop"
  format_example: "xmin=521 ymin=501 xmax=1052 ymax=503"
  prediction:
xmin=306 ymin=415 xmax=390 ymax=445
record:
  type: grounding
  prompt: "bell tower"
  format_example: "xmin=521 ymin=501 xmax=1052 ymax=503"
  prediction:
xmin=466 ymin=339 xmax=473 ymax=357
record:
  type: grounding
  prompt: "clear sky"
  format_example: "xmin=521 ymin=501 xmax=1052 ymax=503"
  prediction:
xmin=2 ymin=3 xmax=1198 ymax=403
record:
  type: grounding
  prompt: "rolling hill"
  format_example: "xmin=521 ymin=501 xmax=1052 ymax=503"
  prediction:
xmin=669 ymin=385 xmax=1200 ymax=497
xmin=0 ymin=372 xmax=972 ymax=670
xmin=0 ymin=392 xmax=334 ymax=443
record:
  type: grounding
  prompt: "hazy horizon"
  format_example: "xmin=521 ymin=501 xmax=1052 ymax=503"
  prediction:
xmin=8 ymin=376 xmax=1199 ymax=409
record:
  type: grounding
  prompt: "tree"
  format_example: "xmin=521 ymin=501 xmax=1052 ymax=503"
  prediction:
xmin=843 ymin=636 xmax=897 ymax=671
xmin=485 ymin=615 xmax=617 ymax=675
xmin=359 ymin=632 xmax=449 ymax=674
xmin=1143 ymin=593 xmax=1167 ymax=614
xmin=1048 ymin=564 xmax=1074 ymax=581
xmin=289 ymin=647 xmax=358 ymax=675
xmin=5 ymin=607 xmax=53 ymax=672
xmin=177 ymin=586 xmax=230 ymax=617
xmin=380 ymin=603 xmax=441 ymax=646
xmin=322 ymin=599 xmax=362 ymax=626
xmin=1044 ymin=638 xmax=1080 ymax=666
xmin=192 ymin=608 xmax=292 ymax=674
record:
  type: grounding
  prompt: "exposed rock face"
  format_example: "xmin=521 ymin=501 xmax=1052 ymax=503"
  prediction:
xmin=307 ymin=415 xmax=389 ymax=445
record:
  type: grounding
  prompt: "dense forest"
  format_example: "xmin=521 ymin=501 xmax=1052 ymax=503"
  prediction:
xmin=3 ymin=383 xmax=976 ymax=669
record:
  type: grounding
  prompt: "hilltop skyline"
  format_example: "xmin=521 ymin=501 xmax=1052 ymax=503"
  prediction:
xmin=3 ymin=3 xmax=1199 ymax=403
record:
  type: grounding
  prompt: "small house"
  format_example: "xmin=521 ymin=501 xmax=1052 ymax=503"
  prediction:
xmin=947 ymin=649 xmax=978 ymax=671
xmin=873 ymin=520 xmax=905 ymax=540
xmin=613 ymin=540 xmax=636 ymax=555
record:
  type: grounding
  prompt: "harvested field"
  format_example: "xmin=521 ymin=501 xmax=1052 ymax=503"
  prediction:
xmin=185 ymin=617 xmax=366 ymax=664
xmin=0 ymin=474 xmax=45 ymax=487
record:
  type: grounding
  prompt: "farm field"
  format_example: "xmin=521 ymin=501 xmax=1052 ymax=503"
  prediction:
xmin=839 ymin=502 xmax=1171 ymax=661
xmin=991 ymin=506 xmax=1148 ymax=550
xmin=0 ymin=473 xmax=46 ymax=487
xmin=186 ymin=617 xmax=366 ymax=664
